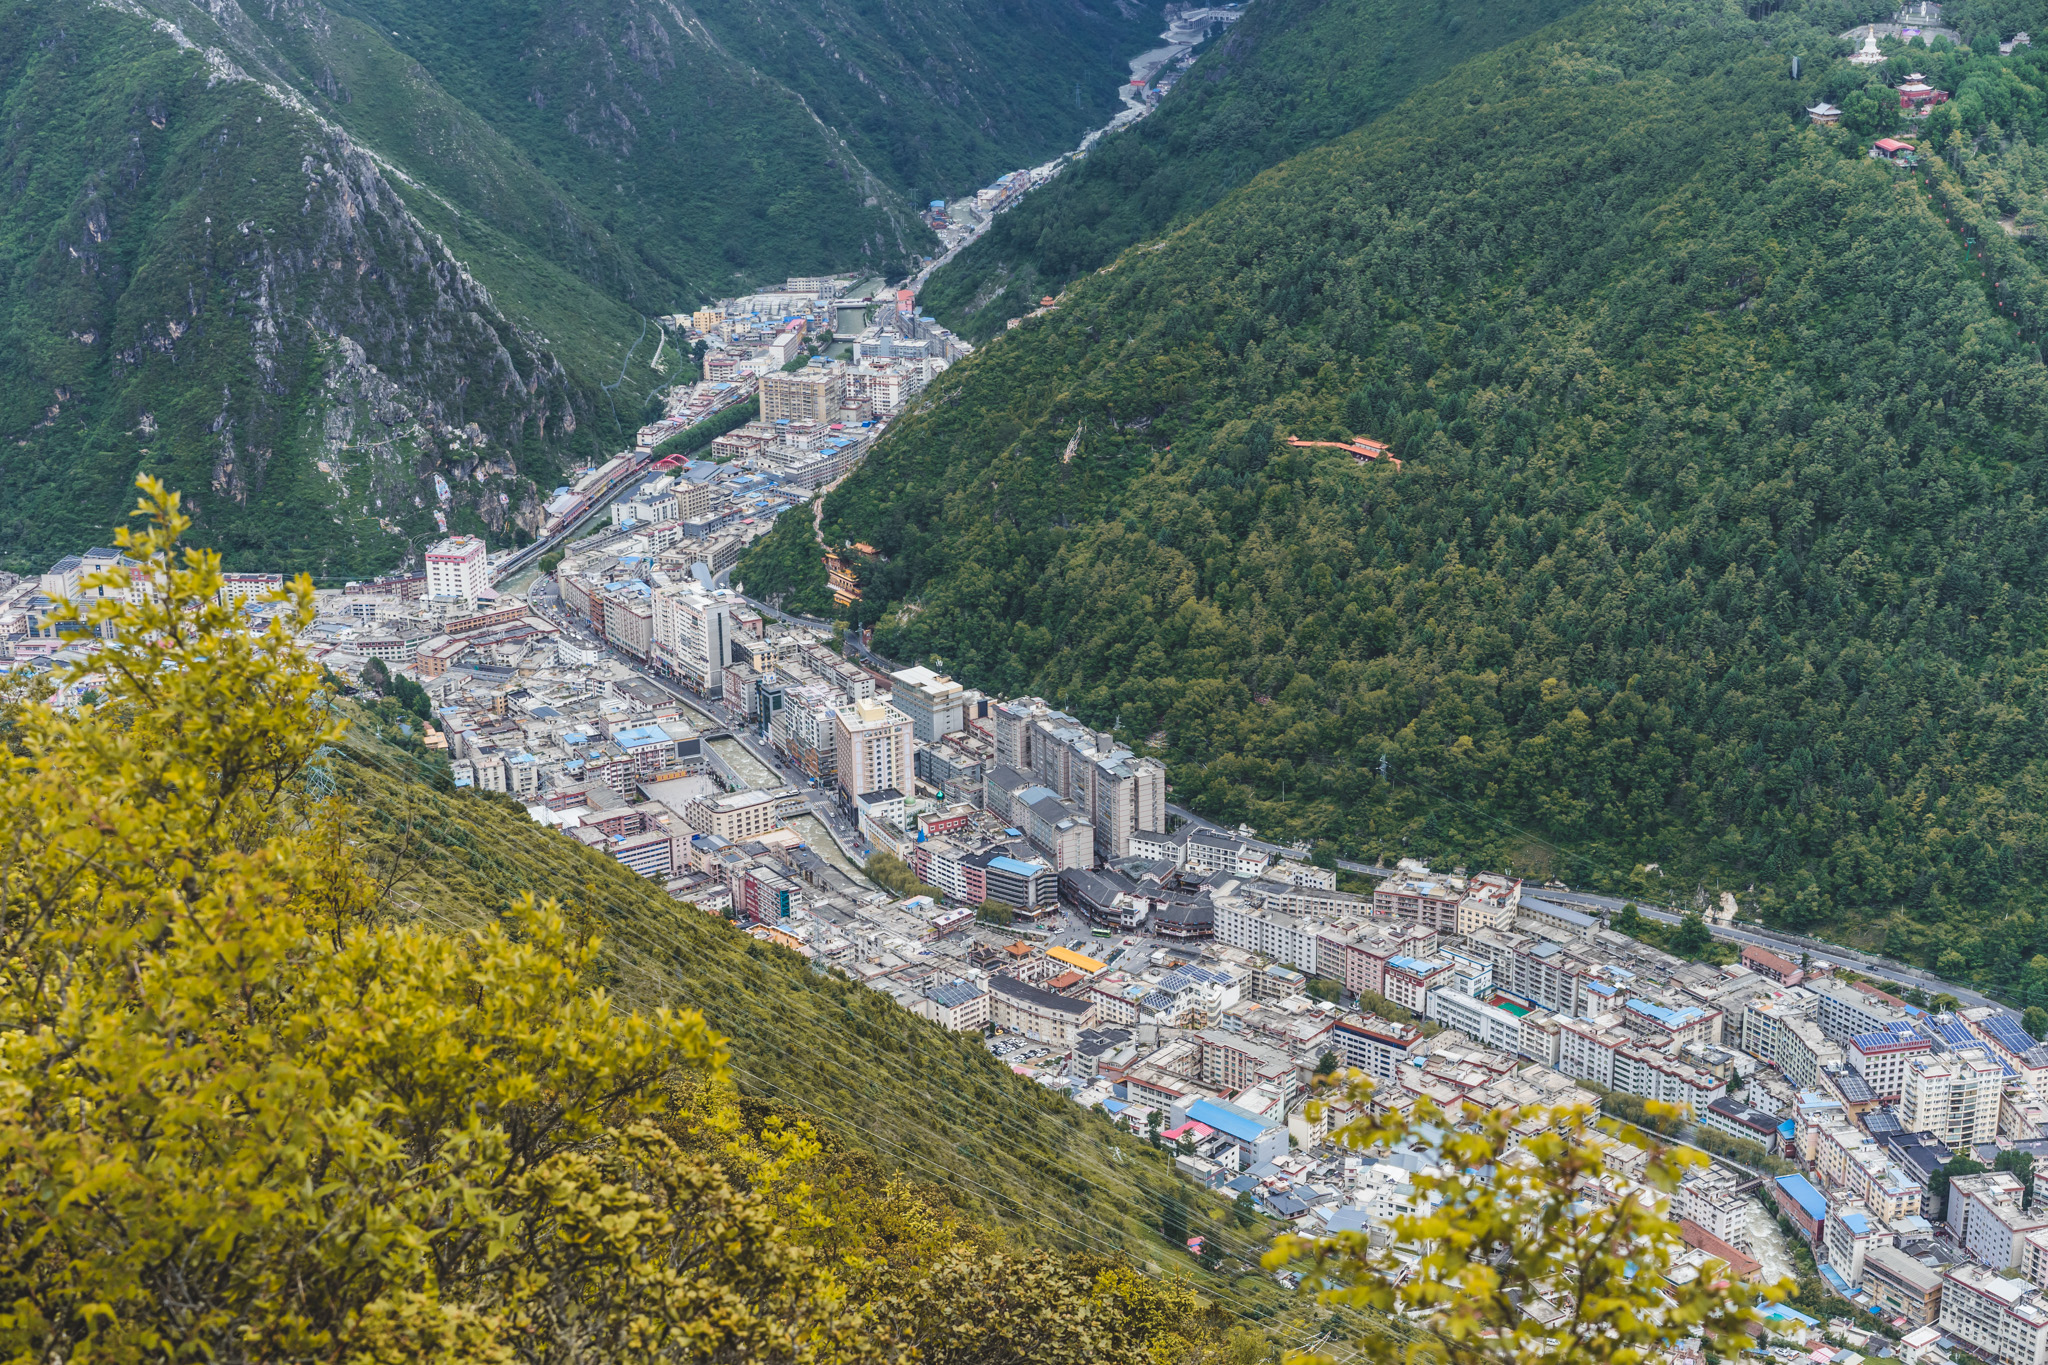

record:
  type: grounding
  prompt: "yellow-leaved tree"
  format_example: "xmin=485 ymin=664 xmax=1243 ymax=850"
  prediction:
xmin=1265 ymin=1090 xmax=1786 ymax=1365
xmin=0 ymin=480 xmax=1271 ymax=1365
xmin=0 ymin=481 xmax=885 ymax=1364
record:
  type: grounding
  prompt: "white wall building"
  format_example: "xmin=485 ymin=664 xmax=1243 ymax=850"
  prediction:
xmin=1902 ymin=1047 xmax=2004 ymax=1149
xmin=425 ymin=535 xmax=488 ymax=603
xmin=1941 ymin=1264 xmax=2048 ymax=1365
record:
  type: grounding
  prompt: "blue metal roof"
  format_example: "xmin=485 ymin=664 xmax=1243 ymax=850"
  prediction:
xmin=1775 ymin=1174 xmax=1828 ymax=1223
xmin=1628 ymin=998 xmax=1705 ymax=1028
xmin=988 ymin=855 xmax=1044 ymax=876
xmin=1187 ymin=1099 xmax=1280 ymax=1144
xmin=613 ymin=724 xmax=672 ymax=749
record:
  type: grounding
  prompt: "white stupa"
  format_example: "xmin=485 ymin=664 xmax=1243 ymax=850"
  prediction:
xmin=1849 ymin=25 xmax=1887 ymax=64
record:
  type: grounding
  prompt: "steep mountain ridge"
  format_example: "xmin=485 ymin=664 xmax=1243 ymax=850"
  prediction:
xmin=739 ymin=0 xmax=2048 ymax=960
xmin=918 ymin=0 xmax=1611 ymax=340
xmin=0 ymin=0 xmax=582 ymax=572
xmin=0 ymin=0 xmax=1160 ymax=573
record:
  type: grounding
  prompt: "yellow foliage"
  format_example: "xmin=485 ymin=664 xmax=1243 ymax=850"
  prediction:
xmin=1266 ymin=1086 xmax=1786 ymax=1365
xmin=0 ymin=481 xmax=878 ymax=1364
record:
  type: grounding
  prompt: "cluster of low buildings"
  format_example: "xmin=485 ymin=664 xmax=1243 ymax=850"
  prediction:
xmin=659 ymin=274 xmax=963 ymax=426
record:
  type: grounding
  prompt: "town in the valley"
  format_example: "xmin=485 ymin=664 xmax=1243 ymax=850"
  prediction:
xmin=12 ymin=25 xmax=2048 ymax=1361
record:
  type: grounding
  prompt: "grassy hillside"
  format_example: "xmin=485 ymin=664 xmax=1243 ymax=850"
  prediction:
xmin=742 ymin=0 xmax=2048 ymax=983
xmin=917 ymin=0 xmax=1699 ymax=340
xmin=332 ymin=713 xmax=1301 ymax=1326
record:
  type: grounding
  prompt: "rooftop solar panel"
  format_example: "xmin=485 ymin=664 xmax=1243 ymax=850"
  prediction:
xmin=1984 ymin=1016 xmax=2039 ymax=1053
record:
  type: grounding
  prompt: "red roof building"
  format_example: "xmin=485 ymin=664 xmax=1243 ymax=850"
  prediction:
xmin=1897 ymin=74 xmax=1950 ymax=110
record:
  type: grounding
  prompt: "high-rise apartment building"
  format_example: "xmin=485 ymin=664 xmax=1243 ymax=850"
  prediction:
xmin=1901 ymin=1047 xmax=2004 ymax=1149
xmin=425 ymin=535 xmax=488 ymax=603
xmin=1090 ymin=752 xmax=1166 ymax=860
xmin=760 ymin=365 xmax=845 ymax=423
xmin=654 ymin=587 xmax=737 ymax=696
xmin=833 ymin=697 xmax=914 ymax=803
xmin=888 ymin=665 xmax=967 ymax=741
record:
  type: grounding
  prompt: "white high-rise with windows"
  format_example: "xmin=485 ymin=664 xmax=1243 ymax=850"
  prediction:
xmin=425 ymin=535 xmax=488 ymax=604
xmin=1901 ymin=1047 xmax=2004 ymax=1149
xmin=832 ymin=698 xmax=913 ymax=803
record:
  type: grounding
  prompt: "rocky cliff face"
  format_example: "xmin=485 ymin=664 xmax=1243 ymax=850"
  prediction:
xmin=0 ymin=0 xmax=1156 ymax=574
xmin=2 ymin=0 xmax=587 ymax=572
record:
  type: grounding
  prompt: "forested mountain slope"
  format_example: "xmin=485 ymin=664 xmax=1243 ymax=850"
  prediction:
xmin=336 ymin=713 xmax=1289 ymax=1319
xmin=918 ymin=0 xmax=1628 ymax=340
xmin=740 ymin=0 xmax=2048 ymax=978
xmin=0 ymin=0 xmax=1156 ymax=576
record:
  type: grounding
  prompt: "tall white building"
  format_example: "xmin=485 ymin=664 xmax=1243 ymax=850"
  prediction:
xmin=425 ymin=535 xmax=488 ymax=603
xmin=1901 ymin=1047 xmax=2004 ymax=1149
xmin=832 ymin=698 xmax=914 ymax=803
xmin=1091 ymin=752 xmax=1166 ymax=861
xmin=654 ymin=587 xmax=737 ymax=695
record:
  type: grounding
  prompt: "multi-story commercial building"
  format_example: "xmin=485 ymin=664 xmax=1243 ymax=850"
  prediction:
xmin=989 ymin=975 xmax=1098 ymax=1046
xmin=887 ymin=665 xmax=967 ymax=741
xmin=1382 ymin=956 xmax=1455 ymax=1014
xmin=1848 ymin=1028 xmax=1935 ymax=1104
xmin=1194 ymin=1030 xmax=1298 ymax=1108
xmin=654 ymin=587 xmax=738 ymax=696
xmin=1863 ymin=1244 xmax=1945 ymax=1326
xmin=922 ymin=980 xmax=990 ymax=1032
xmin=1812 ymin=978 xmax=1916 ymax=1042
xmin=1557 ymin=1018 xmax=1724 ymax=1114
xmin=1902 ymin=1047 xmax=2004 ymax=1149
xmin=425 ymin=535 xmax=488 ymax=603
xmin=1459 ymin=928 xmax=1595 ymax=1016
xmin=1313 ymin=922 xmax=1440 ymax=1001
xmin=1213 ymin=901 xmax=1321 ymax=974
xmin=833 ymin=697 xmax=914 ymax=803
xmin=1089 ymin=752 xmax=1166 ymax=861
xmin=978 ymin=851 xmax=1056 ymax=913
xmin=606 ymin=829 xmax=675 ymax=881
xmin=759 ymin=364 xmax=845 ymax=423
xmin=1941 ymin=1264 xmax=2048 ymax=1365
xmin=682 ymin=789 xmax=785 ymax=841
xmin=1373 ymin=874 xmax=1465 ymax=932
xmin=1951 ymin=1173 xmax=2047 ymax=1270
xmin=1331 ymin=1013 xmax=1426 ymax=1083
xmin=1823 ymin=1200 xmax=1888 ymax=1284
xmin=1022 ymin=792 xmax=1094 ymax=872
xmin=1425 ymin=989 xmax=1555 ymax=1064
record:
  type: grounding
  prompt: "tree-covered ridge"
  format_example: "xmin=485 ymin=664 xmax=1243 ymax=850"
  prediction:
xmin=918 ymin=0 xmax=1653 ymax=341
xmin=743 ymin=0 xmax=2048 ymax=966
